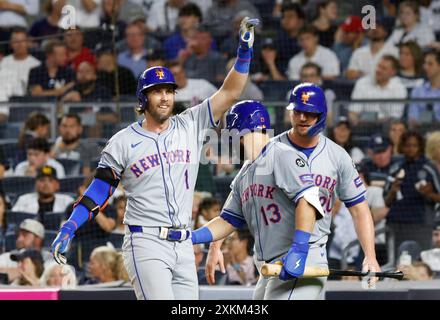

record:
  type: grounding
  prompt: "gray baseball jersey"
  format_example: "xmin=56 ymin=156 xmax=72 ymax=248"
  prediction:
xmin=99 ymin=98 xmax=217 ymax=228
xmin=221 ymin=140 xmax=324 ymax=262
xmin=99 ymin=98 xmax=218 ymax=300
xmin=274 ymin=131 xmax=367 ymax=246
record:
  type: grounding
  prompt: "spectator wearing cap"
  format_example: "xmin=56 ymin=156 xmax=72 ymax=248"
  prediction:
xmin=286 ymin=25 xmax=340 ymax=81
xmin=329 ymin=117 xmax=365 ymax=164
xmin=387 ymin=1 xmax=435 ymax=49
xmin=28 ymin=40 xmax=75 ymax=98
xmin=29 ymin=0 xmax=64 ymax=43
xmin=65 ymin=0 xmax=101 ymax=28
xmin=359 ymin=133 xmax=403 ymax=190
xmin=420 ymin=221 xmax=440 ymax=273
xmin=312 ymin=0 xmax=338 ymax=48
xmin=397 ymin=41 xmax=424 ymax=90
xmin=163 ymin=3 xmax=203 ymax=61
xmin=385 ymin=131 xmax=440 ymax=251
xmin=332 ymin=16 xmax=365 ymax=74
xmin=346 ymin=18 xmax=398 ymax=80
xmin=12 ymin=165 xmax=74 ymax=216
xmin=96 ymin=49 xmax=136 ymax=97
xmin=51 ymin=113 xmax=102 ymax=177
xmin=205 ymin=0 xmax=261 ymax=42
xmin=349 ymin=55 xmax=407 ymax=124
xmin=183 ymin=24 xmax=227 ymax=84
xmin=260 ymin=3 xmax=304 ymax=81
xmin=62 ymin=61 xmax=112 ymax=102
xmin=408 ymin=50 xmax=440 ymax=128
xmin=64 ymin=27 xmax=97 ymax=72
xmin=10 ymin=248 xmax=44 ymax=286
xmin=0 ymin=219 xmax=51 ymax=283
xmin=14 ymin=138 xmax=65 ymax=179
xmin=167 ymin=60 xmax=217 ymax=107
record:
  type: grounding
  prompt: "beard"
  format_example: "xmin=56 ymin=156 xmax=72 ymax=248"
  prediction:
xmin=146 ymin=103 xmax=174 ymax=124
xmin=62 ymin=134 xmax=80 ymax=145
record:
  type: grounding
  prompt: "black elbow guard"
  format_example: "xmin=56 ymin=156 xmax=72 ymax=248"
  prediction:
xmin=95 ymin=167 xmax=120 ymax=188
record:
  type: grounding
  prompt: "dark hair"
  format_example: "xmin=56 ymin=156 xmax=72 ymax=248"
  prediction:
xmin=298 ymin=25 xmax=319 ymax=37
xmin=397 ymin=131 xmax=425 ymax=157
xmin=399 ymin=41 xmax=423 ymax=76
xmin=11 ymin=27 xmax=28 ymax=37
xmin=424 ymin=49 xmax=440 ymax=65
xmin=382 ymin=54 xmax=400 ymax=72
xmin=60 ymin=113 xmax=82 ymax=126
xmin=281 ymin=2 xmax=305 ymax=20
xmin=199 ymin=197 xmax=220 ymax=212
xmin=27 ymin=138 xmax=51 ymax=153
xmin=301 ymin=62 xmax=322 ymax=76
xmin=18 ymin=113 xmax=50 ymax=148
xmin=43 ymin=39 xmax=65 ymax=55
xmin=236 ymin=228 xmax=254 ymax=256
xmin=0 ymin=192 xmax=9 ymax=232
xmin=399 ymin=1 xmax=420 ymax=17
xmin=179 ymin=3 xmax=202 ymax=20
xmin=315 ymin=0 xmax=336 ymax=19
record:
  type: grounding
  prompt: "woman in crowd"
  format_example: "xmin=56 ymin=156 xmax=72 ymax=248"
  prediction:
xmin=397 ymin=41 xmax=424 ymax=90
xmin=86 ymin=246 xmax=129 ymax=284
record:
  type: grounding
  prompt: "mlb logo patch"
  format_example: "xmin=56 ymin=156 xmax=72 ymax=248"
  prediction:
xmin=354 ymin=176 xmax=363 ymax=188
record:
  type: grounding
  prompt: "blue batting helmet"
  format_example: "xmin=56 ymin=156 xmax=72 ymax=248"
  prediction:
xmin=136 ymin=66 xmax=178 ymax=110
xmin=286 ymin=82 xmax=327 ymax=137
xmin=226 ymin=100 xmax=270 ymax=135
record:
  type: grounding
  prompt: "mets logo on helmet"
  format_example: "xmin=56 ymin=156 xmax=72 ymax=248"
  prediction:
xmin=156 ymin=69 xmax=165 ymax=79
xmin=301 ymin=91 xmax=312 ymax=104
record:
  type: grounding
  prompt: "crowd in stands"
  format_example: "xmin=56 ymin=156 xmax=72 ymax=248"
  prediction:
xmin=0 ymin=0 xmax=439 ymax=288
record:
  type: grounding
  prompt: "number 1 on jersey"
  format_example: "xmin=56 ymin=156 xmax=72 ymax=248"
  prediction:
xmin=184 ymin=169 xmax=189 ymax=190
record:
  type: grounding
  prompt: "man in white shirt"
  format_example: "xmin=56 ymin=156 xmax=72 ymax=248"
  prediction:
xmin=168 ymin=61 xmax=217 ymax=107
xmin=420 ymin=221 xmax=440 ymax=273
xmin=66 ymin=0 xmax=101 ymax=29
xmin=14 ymin=138 xmax=66 ymax=179
xmin=12 ymin=165 xmax=74 ymax=214
xmin=0 ymin=28 xmax=41 ymax=98
xmin=286 ymin=25 xmax=340 ymax=80
xmin=346 ymin=18 xmax=398 ymax=80
xmin=349 ymin=55 xmax=407 ymax=124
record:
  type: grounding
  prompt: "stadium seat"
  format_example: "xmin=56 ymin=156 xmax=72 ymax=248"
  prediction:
xmin=1 ymin=177 xmax=35 ymax=196
xmin=6 ymin=211 xmax=37 ymax=227
xmin=4 ymin=230 xmax=16 ymax=252
xmin=121 ymin=106 xmax=137 ymax=123
xmin=42 ymin=212 xmax=65 ymax=231
xmin=56 ymin=158 xmax=82 ymax=176
xmin=108 ymin=233 xmax=124 ymax=249
xmin=213 ymin=176 xmax=234 ymax=203
xmin=259 ymin=80 xmax=295 ymax=101
xmin=0 ymin=141 xmax=26 ymax=168
xmin=8 ymin=106 xmax=46 ymax=122
xmin=323 ymin=78 xmax=355 ymax=100
xmin=58 ymin=176 xmax=85 ymax=193
xmin=43 ymin=230 xmax=59 ymax=248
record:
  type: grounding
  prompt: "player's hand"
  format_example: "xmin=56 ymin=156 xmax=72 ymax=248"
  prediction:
xmin=362 ymin=257 xmax=381 ymax=288
xmin=205 ymin=241 xmax=226 ymax=285
xmin=279 ymin=242 xmax=309 ymax=281
xmin=238 ymin=17 xmax=259 ymax=50
xmin=51 ymin=222 xmax=76 ymax=265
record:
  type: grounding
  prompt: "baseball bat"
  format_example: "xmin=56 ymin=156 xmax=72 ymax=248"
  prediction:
xmin=261 ymin=263 xmax=404 ymax=280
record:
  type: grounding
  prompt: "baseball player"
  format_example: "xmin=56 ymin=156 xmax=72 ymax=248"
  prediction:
xmin=204 ymin=83 xmax=381 ymax=299
xmin=192 ymin=100 xmax=326 ymax=300
xmin=50 ymin=17 xmax=260 ymax=300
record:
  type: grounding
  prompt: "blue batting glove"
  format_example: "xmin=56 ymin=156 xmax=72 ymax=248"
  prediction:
xmin=279 ymin=230 xmax=311 ymax=281
xmin=51 ymin=221 xmax=76 ymax=265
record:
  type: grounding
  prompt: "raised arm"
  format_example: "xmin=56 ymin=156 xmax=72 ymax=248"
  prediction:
xmin=210 ymin=18 xmax=259 ymax=122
